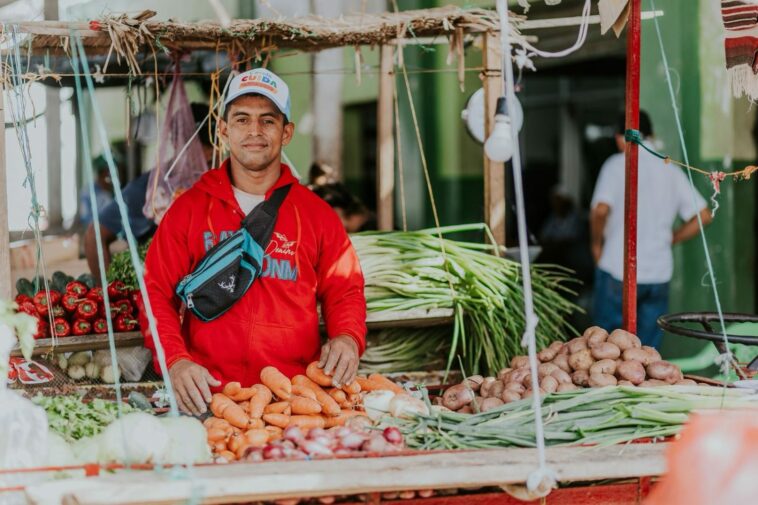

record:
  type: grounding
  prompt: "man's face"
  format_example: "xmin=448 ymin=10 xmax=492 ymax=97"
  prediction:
xmin=219 ymin=95 xmax=294 ymax=172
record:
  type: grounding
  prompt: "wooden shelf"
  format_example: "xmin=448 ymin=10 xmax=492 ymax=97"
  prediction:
xmin=24 ymin=443 xmax=669 ymax=505
xmin=11 ymin=331 xmax=143 ymax=357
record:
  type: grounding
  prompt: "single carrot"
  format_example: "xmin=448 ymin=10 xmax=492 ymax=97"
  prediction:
xmin=210 ymin=393 xmax=233 ymax=418
xmin=293 ymin=375 xmax=341 ymax=416
xmin=262 ymin=413 xmax=290 ymax=429
xmin=223 ymin=382 xmax=242 ymax=397
xmin=212 ymin=441 xmax=227 ymax=453
xmin=219 ymin=397 xmax=251 ymax=429
xmin=248 ymin=384 xmax=273 ymax=419
xmin=342 ymin=381 xmax=361 ymax=395
xmin=223 ymin=382 xmax=257 ymax=402
xmin=284 ymin=405 xmax=292 ymax=416
xmin=306 ymin=361 xmax=333 ymax=387
xmin=206 ymin=428 xmax=228 ymax=443
xmin=264 ymin=401 xmax=290 ymax=415
xmin=247 ymin=418 xmax=265 ymax=430
xmin=290 ymin=396 xmax=322 ymax=415
xmin=238 ymin=401 xmax=250 ymax=412
xmin=368 ymin=373 xmax=404 ymax=395
xmin=227 ymin=433 xmax=244 ymax=453
xmin=218 ymin=450 xmax=236 ymax=462
xmin=236 ymin=443 xmax=253 ymax=460
xmin=324 ymin=410 xmax=366 ymax=428
xmin=291 ymin=384 xmax=317 ymax=400
xmin=244 ymin=428 xmax=270 ymax=448
xmin=265 ymin=425 xmax=283 ymax=440
xmin=347 ymin=393 xmax=361 ymax=405
xmin=328 ymin=388 xmax=348 ymax=404
xmin=261 ymin=366 xmax=292 ymax=400
xmin=287 ymin=415 xmax=326 ymax=430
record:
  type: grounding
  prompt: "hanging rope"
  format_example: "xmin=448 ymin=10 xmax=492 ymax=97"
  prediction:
xmin=648 ymin=0 xmax=739 ymax=378
xmin=392 ymin=57 xmax=408 ymax=232
xmin=497 ymin=0 xmax=555 ymax=497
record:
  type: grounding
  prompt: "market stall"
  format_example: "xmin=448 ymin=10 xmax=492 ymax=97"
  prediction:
xmin=2 ymin=2 xmax=756 ymax=504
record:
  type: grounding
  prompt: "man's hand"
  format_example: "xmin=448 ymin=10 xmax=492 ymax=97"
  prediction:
xmin=318 ymin=336 xmax=359 ymax=388
xmin=168 ymin=359 xmax=221 ymax=416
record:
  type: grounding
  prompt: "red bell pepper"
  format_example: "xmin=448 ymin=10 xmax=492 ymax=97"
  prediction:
xmin=15 ymin=294 xmax=33 ymax=305
xmin=114 ymin=314 xmax=138 ymax=332
xmin=51 ymin=305 xmax=66 ymax=319
xmin=92 ymin=318 xmax=108 ymax=334
xmin=16 ymin=301 xmax=39 ymax=318
xmin=86 ymin=287 xmax=103 ymax=303
xmin=33 ymin=290 xmax=62 ymax=316
xmin=111 ymin=299 xmax=134 ymax=316
xmin=72 ymin=319 xmax=92 ymax=336
xmin=107 ymin=280 xmax=128 ymax=301
xmin=65 ymin=281 xmax=88 ymax=296
xmin=75 ymin=299 xmax=99 ymax=320
xmin=53 ymin=318 xmax=70 ymax=337
xmin=33 ymin=318 xmax=48 ymax=340
xmin=62 ymin=293 xmax=80 ymax=313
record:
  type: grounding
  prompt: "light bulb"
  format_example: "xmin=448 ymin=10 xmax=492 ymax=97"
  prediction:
xmin=485 ymin=114 xmax=514 ymax=162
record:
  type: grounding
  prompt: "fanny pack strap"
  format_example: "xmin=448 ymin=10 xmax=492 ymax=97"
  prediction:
xmin=241 ymin=183 xmax=292 ymax=246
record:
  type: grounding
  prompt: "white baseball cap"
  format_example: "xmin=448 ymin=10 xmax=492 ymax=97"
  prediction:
xmin=224 ymin=68 xmax=291 ymax=121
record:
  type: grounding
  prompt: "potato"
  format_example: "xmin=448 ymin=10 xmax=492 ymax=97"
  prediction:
xmin=639 ymin=379 xmax=667 ymax=387
xmin=502 ymin=391 xmax=522 ymax=403
xmin=590 ymin=342 xmax=621 ymax=360
xmin=510 ymin=355 xmax=530 ymax=369
xmin=642 ymin=346 xmax=662 ymax=362
xmin=567 ymin=337 xmax=588 ymax=354
xmin=556 ymin=382 xmax=578 ymax=392
xmin=675 ymin=379 xmax=697 ymax=386
xmin=508 ymin=368 xmax=531 ymax=386
xmin=480 ymin=397 xmax=504 ymax=412
xmin=537 ymin=362 xmax=559 ymax=379
xmin=538 ymin=341 xmax=564 ymax=362
xmin=556 ymin=343 xmax=570 ymax=356
xmin=617 ymin=380 xmax=634 ymax=386
xmin=622 ymin=348 xmax=655 ymax=365
xmin=584 ymin=326 xmax=609 ymax=348
xmin=496 ymin=368 xmax=512 ymax=382
xmin=522 ymin=388 xmax=546 ymax=399
xmin=589 ymin=359 xmax=617 ymax=376
xmin=489 ymin=381 xmax=505 ymax=400
xmin=607 ymin=329 xmax=642 ymax=351
xmin=588 ymin=373 xmax=617 ymax=388
xmin=550 ymin=369 xmax=572 ymax=384
xmin=442 ymin=384 xmax=475 ymax=410
xmin=571 ymin=370 xmax=590 ymax=387
xmin=568 ymin=349 xmax=594 ymax=371
xmin=458 ymin=405 xmax=474 ymax=414
xmin=646 ymin=361 xmax=682 ymax=384
xmin=552 ymin=354 xmax=571 ymax=373
xmin=504 ymin=382 xmax=525 ymax=395
xmin=479 ymin=377 xmax=498 ymax=398
xmin=471 ymin=396 xmax=484 ymax=412
xmin=616 ymin=360 xmax=645 ymax=385
xmin=540 ymin=375 xmax=559 ymax=393
xmin=463 ymin=375 xmax=484 ymax=392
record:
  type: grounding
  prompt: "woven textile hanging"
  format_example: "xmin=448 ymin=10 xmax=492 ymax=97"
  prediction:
xmin=722 ymin=0 xmax=758 ymax=99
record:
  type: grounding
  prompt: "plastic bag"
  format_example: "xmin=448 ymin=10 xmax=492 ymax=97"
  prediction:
xmin=646 ymin=410 xmax=758 ymax=505
xmin=143 ymin=69 xmax=209 ymax=225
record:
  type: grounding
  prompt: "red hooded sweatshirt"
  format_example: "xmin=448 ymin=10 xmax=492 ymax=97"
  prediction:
xmin=142 ymin=161 xmax=367 ymax=387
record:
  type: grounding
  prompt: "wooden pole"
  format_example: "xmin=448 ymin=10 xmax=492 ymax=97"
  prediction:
xmin=623 ymin=0 xmax=642 ymax=334
xmin=482 ymin=31 xmax=506 ymax=247
xmin=377 ymin=45 xmax=395 ymax=231
xmin=0 ymin=88 xmax=11 ymax=300
xmin=45 ymin=0 xmax=63 ymax=232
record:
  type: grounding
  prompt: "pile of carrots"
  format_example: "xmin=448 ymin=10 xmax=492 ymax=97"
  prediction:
xmin=204 ymin=362 xmax=403 ymax=461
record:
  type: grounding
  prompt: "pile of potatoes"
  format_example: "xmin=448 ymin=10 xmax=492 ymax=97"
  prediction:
xmin=440 ymin=327 xmax=695 ymax=413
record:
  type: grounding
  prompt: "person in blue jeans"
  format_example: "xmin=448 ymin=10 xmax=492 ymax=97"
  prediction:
xmin=590 ymin=111 xmax=712 ymax=348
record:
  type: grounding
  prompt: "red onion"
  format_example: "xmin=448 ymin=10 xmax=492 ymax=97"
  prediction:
xmin=263 ymin=445 xmax=285 ymax=460
xmin=283 ymin=426 xmax=305 ymax=443
xmin=333 ymin=426 xmax=352 ymax=439
xmin=301 ymin=440 xmax=334 ymax=457
xmin=383 ymin=427 xmax=404 ymax=445
xmin=339 ymin=432 xmax=365 ymax=450
xmin=307 ymin=427 xmax=328 ymax=440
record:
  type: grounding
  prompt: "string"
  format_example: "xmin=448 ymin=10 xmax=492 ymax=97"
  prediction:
xmin=497 ymin=0 xmax=555 ymax=496
xmin=392 ymin=49 xmax=408 ymax=232
xmin=649 ymin=0 xmax=739 ymax=378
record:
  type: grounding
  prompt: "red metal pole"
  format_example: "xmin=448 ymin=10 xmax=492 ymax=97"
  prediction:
xmin=623 ymin=0 xmax=642 ymax=334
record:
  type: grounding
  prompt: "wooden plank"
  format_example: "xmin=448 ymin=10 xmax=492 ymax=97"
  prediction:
xmin=24 ymin=444 xmax=669 ymax=505
xmin=376 ymin=45 xmax=395 ymax=231
xmin=0 ymin=85 xmax=11 ymax=300
xmin=482 ymin=32 xmax=505 ymax=247
xmin=11 ymin=332 xmax=143 ymax=357
xmin=44 ymin=0 xmax=63 ymax=231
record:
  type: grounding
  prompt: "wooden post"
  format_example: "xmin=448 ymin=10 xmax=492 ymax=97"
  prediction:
xmin=482 ymin=31 xmax=505 ymax=247
xmin=45 ymin=0 xmax=63 ymax=231
xmin=0 ymin=88 xmax=11 ymax=300
xmin=376 ymin=45 xmax=395 ymax=231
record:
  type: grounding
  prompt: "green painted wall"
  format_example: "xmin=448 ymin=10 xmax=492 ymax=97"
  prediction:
xmin=641 ymin=0 xmax=756 ymax=364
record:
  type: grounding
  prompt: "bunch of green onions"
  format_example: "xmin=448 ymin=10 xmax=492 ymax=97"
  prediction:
xmin=387 ymin=386 xmax=758 ymax=450
xmin=352 ymin=224 xmax=579 ymax=375
xmin=360 ymin=327 xmax=451 ymax=374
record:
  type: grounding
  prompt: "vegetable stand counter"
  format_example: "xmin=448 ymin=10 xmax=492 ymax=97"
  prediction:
xmin=24 ymin=443 xmax=667 ymax=505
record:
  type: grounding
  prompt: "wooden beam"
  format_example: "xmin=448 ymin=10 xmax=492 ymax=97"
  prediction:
xmin=482 ymin=32 xmax=505 ymax=247
xmin=24 ymin=443 xmax=669 ymax=505
xmin=0 ymin=86 xmax=11 ymax=301
xmin=376 ymin=45 xmax=395 ymax=231
xmin=45 ymin=0 xmax=63 ymax=231
xmin=11 ymin=331 xmax=143 ymax=357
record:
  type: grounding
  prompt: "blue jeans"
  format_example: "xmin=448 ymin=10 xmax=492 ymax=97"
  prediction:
xmin=592 ymin=268 xmax=669 ymax=349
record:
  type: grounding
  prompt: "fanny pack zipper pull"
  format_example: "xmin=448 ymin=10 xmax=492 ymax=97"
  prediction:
xmin=186 ymin=294 xmax=195 ymax=309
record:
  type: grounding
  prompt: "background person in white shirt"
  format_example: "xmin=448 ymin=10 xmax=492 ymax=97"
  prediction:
xmin=590 ymin=111 xmax=712 ymax=348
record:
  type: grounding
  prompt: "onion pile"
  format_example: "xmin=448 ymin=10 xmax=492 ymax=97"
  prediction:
xmin=439 ymin=326 xmax=694 ymax=413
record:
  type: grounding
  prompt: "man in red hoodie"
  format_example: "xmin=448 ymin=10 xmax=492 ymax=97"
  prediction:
xmin=143 ymin=68 xmax=367 ymax=415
